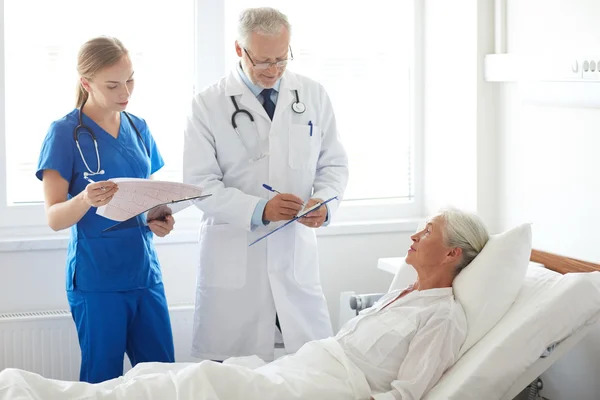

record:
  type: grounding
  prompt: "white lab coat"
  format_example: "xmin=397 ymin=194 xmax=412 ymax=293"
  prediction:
xmin=183 ymin=68 xmax=349 ymax=361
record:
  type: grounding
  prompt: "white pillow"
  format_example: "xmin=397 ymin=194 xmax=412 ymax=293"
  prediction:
xmin=453 ymin=223 xmax=532 ymax=357
xmin=425 ymin=265 xmax=600 ymax=400
xmin=387 ymin=261 xmax=417 ymax=292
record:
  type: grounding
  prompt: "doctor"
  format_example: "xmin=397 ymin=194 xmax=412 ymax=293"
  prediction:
xmin=183 ymin=7 xmax=349 ymax=362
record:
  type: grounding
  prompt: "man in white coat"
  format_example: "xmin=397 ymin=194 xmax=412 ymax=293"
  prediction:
xmin=183 ymin=7 xmax=349 ymax=362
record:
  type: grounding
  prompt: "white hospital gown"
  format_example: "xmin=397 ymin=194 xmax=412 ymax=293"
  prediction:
xmin=336 ymin=287 xmax=467 ymax=400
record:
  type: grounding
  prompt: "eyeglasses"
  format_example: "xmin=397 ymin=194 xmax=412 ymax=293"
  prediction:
xmin=243 ymin=47 xmax=294 ymax=71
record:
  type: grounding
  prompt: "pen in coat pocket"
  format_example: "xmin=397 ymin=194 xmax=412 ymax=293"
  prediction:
xmin=308 ymin=120 xmax=313 ymax=137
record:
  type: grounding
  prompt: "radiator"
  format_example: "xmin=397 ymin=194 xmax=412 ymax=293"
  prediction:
xmin=0 ymin=303 xmax=196 ymax=381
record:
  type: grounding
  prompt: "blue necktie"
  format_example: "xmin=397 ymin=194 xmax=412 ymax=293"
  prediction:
xmin=261 ymin=88 xmax=276 ymax=120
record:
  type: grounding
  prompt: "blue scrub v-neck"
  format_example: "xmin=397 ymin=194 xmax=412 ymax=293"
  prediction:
xmin=36 ymin=108 xmax=165 ymax=292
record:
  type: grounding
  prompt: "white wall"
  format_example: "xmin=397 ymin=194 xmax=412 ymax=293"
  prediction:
xmin=424 ymin=0 xmax=478 ymax=216
xmin=0 ymin=229 xmax=412 ymax=361
xmin=500 ymin=1 xmax=600 ymax=398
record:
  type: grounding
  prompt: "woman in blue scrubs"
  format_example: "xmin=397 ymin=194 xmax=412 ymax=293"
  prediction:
xmin=36 ymin=36 xmax=176 ymax=383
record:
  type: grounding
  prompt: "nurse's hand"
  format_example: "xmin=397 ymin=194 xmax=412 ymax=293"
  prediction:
xmin=82 ymin=181 xmax=118 ymax=208
xmin=263 ymin=193 xmax=304 ymax=222
xmin=299 ymin=198 xmax=327 ymax=228
xmin=148 ymin=215 xmax=175 ymax=237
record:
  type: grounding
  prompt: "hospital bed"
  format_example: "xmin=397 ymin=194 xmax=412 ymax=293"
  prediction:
xmin=349 ymin=249 xmax=600 ymax=400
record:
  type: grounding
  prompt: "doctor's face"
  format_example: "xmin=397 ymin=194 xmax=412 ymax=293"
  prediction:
xmin=236 ymin=27 xmax=290 ymax=88
xmin=81 ymin=55 xmax=135 ymax=112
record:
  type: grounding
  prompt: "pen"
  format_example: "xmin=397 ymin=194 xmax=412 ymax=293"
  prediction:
xmin=262 ymin=184 xmax=281 ymax=194
xmin=263 ymin=184 xmax=307 ymax=212
xmin=308 ymin=120 xmax=313 ymax=137
xmin=84 ymin=176 xmax=107 ymax=192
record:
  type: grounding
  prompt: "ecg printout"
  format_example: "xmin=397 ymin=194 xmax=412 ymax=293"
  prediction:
xmin=96 ymin=178 xmax=204 ymax=222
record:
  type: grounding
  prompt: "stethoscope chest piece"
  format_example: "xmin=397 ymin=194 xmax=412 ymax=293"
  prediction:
xmin=292 ymin=101 xmax=306 ymax=114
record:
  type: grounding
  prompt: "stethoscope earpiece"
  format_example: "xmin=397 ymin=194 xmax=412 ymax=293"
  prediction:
xmin=83 ymin=170 xmax=105 ymax=178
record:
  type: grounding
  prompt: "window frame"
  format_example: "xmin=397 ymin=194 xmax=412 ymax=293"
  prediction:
xmin=0 ymin=0 xmax=424 ymax=239
xmin=334 ymin=0 xmax=425 ymax=224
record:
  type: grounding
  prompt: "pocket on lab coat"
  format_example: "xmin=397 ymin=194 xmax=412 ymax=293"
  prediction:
xmin=198 ymin=224 xmax=247 ymax=289
xmin=288 ymin=124 xmax=321 ymax=170
xmin=349 ymin=312 xmax=415 ymax=366
xmin=293 ymin=224 xmax=320 ymax=285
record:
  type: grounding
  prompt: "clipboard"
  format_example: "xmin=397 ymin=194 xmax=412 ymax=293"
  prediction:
xmin=102 ymin=194 xmax=212 ymax=232
xmin=249 ymin=196 xmax=338 ymax=246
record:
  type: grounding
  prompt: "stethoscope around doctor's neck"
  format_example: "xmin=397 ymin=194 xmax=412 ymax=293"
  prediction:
xmin=73 ymin=99 xmax=148 ymax=178
xmin=229 ymin=89 xmax=305 ymax=161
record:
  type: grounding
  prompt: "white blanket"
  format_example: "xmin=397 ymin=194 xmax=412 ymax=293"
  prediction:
xmin=0 ymin=338 xmax=372 ymax=400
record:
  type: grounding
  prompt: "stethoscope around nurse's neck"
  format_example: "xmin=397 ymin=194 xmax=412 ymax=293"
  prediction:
xmin=73 ymin=99 xmax=147 ymax=178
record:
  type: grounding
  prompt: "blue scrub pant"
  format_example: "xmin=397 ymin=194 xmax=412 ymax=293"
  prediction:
xmin=67 ymin=282 xmax=175 ymax=383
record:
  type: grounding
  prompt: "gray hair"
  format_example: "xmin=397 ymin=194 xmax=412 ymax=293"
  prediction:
xmin=438 ymin=208 xmax=490 ymax=275
xmin=237 ymin=7 xmax=291 ymax=48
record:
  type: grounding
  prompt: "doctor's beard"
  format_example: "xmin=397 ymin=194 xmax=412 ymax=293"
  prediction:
xmin=241 ymin=57 xmax=284 ymax=89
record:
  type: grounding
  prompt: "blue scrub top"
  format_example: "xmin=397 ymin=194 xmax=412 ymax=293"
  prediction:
xmin=36 ymin=109 xmax=165 ymax=292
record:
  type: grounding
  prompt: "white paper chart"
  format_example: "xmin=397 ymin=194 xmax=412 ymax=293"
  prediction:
xmin=96 ymin=178 xmax=204 ymax=222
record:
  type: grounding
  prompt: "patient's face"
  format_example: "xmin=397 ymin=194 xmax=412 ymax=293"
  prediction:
xmin=406 ymin=216 xmax=454 ymax=270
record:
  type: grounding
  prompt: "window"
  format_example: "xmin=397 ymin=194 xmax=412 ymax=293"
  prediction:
xmin=223 ymin=1 xmax=419 ymax=205
xmin=0 ymin=0 xmax=422 ymax=232
xmin=3 ymin=0 xmax=194 ymax=205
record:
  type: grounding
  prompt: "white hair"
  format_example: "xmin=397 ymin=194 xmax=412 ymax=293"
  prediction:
xmin=438 ymin=208 xmax=490 ymax=275
xmin=237 ymin=7 xmax=291 ymax=48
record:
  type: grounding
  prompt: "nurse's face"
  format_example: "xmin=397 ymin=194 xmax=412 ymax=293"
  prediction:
xmin=236 ymin=27 xmax=290 ymax=89
xmin=81 ymin=55 xmax=135 ymax=112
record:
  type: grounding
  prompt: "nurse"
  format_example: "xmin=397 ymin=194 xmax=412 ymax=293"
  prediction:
xmin=36 ymin=36 xmax=175 ymax=383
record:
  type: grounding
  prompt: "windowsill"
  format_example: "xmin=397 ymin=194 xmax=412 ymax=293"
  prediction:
xmin=0 ymin=218 xmax=421 ymax=253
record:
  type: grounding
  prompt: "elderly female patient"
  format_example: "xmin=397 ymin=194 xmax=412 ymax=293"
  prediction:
xmin=0 ymin=208 xmax=489 ymax=400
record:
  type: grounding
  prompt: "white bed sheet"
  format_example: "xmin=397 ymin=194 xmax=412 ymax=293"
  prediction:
xmin=424 ymin=264 xmax=600 ymax=400
xmin=0 ymin=338 xmax=372 ymax=400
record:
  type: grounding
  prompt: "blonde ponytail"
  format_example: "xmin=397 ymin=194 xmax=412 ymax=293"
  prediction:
xmin=75 ymin=82 xmax=89 ymax=108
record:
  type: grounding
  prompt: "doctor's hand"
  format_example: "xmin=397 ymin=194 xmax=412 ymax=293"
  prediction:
xmin=148 ymin=215 xmax=175 ymax=237
xmin=82 ymin=181 xmax=118 ymax=208
xmin=299 ymin=198 xmax=327 ymax=229
xmin=263 ymin=193 xmax=304 ymax=222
